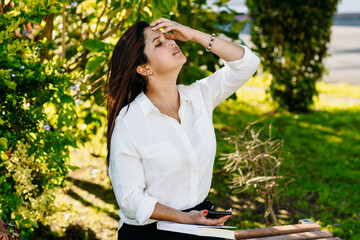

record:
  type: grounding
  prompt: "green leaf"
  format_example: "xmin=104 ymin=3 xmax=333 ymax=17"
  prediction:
xmin=61 ymin=95 xmax=74 ymax=104
xmin=65 ymin=45 xmax=79 ymax=60
xmin=153 ymin=0 xmax=177 ymax=14
xmin=7 ymin=81 xmax=17 ymax=90
xmin=76 ymin=0 xmax=97 ymax=14
xmin=67 ymin=165 xmax=81 ymax=171
xmin=83 ymin=39 xmax=106 ymax=52
xmin=0 ymin=175 xmax=6 ymax=184
xmin=162 ymin=0 xmax=177 ymax=13
xmin=230 ymin=20 xmax=248 ymax=33
xmin=107 ymin=6 xmax=123 ymax=19
xmin=0 ymin=137 xmax=8 ymax=152
xmin=85 ymin=56 xmax=106 ymax=74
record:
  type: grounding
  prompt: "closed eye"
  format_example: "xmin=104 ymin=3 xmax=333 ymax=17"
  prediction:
xmin=155 ymin=42 xmax=162 ymax=47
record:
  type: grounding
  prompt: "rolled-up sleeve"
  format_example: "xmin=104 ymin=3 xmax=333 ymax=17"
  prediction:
xmin=108 ymin=117 xmax=158 ymax=224
xmin=197 ymin=44 xmax=260 ymax=109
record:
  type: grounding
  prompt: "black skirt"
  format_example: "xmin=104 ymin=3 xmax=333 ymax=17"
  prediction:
xmin=117 ymin=200 xmax=225 ymax=240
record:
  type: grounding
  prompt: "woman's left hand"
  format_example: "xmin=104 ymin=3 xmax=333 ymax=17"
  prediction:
xmin=186 ymin=209 xmax=232 ymax=226
xmin=150 ymin=18 xmax=197 ymax=42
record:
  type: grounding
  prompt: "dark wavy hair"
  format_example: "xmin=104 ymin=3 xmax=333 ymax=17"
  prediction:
xmin=106 ymin=21 xmax=150 ymax=163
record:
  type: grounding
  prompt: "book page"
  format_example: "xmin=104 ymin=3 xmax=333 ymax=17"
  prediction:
xmin=157 ymin=221 xmax=235 ymax=239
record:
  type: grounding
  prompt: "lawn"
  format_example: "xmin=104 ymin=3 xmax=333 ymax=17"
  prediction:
xmin=212 ymin=76 xmax=360 ymax=239
xmin=36 ymin=75 xmax=360 ymax=239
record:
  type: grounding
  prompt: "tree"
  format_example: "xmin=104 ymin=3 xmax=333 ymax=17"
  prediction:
xmin=0 ymin=0 xmax=84 ymax=237
xmin=1 ymin=0 xmax=247 ymax=236
xmin=246 ymin=0 xmax=339 ymax=112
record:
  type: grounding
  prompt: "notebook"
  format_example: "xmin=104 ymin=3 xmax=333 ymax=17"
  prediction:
xmin=156 ymin=221 xmax=236 ymax=239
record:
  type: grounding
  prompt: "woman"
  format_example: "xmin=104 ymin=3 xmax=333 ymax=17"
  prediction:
xmin=107 ymin=18 xmax=260 ymax=239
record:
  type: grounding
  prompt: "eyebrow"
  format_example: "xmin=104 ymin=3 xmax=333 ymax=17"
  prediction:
xmin=152 ymin=35 xmax=161 ymax=44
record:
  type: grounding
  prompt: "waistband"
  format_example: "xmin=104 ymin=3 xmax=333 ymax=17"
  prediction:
xmin=182 ymin=199 xmax=214 ymax=212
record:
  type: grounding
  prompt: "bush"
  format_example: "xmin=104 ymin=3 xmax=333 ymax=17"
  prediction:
xmin=0 ymin=1 xmax=83 ymax=237
xmin=246 ymin=0 xmax=339 ymax=112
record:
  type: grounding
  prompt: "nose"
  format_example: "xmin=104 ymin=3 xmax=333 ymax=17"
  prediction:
xmin=168 ymin=39 xmax=175 ymax=47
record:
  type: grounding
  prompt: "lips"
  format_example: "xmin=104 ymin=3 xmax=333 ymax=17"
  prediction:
xmin=172 ymin=47 xmax=180 ymax=56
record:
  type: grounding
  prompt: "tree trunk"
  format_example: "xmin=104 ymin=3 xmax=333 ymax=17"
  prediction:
xmin=265 ymin=192 xmax=279 ymax=226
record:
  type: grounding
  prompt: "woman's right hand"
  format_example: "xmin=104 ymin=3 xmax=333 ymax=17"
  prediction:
xmin=150 ymin=18 xmax=197 ymax=42
xmin=186 ymin=210 xmax=232 ymax=226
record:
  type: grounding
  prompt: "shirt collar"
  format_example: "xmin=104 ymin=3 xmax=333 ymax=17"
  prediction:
xmin=178 ymin=85 xmax=202 ymax=115
xmin=135 ymin=92 xmax=156 ymax=116
xmin=135 ymin=88 xmax=193 ymax=117
xmin=177 ymin=86 xmax=191 ymax=104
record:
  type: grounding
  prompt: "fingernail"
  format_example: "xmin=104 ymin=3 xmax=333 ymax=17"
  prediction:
xmin=204 ymin=210 xmax=208 ymax=215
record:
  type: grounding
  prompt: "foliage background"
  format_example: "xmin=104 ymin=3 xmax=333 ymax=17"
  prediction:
xmin=1 ymin=0 xmax=359 ymax=239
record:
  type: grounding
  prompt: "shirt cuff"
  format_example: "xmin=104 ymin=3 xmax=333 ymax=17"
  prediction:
xmin=222 ymin=45 xmax=252 ymax=71
xmin=135 ymin=193 xmax=158 ymax=224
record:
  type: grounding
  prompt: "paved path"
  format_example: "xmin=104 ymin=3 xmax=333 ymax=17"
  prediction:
xmin=323 ymin=25 xmax=360 ymax=85
xmin=239 ymin=25 xmax=360 ymax=85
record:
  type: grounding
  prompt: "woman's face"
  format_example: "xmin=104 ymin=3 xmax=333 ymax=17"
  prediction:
xmin=142 ymin=27 xmax=187 ymax=75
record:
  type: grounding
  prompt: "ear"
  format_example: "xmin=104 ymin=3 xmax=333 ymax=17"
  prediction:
xmin=136 ymin=64 xmax=152 ymax=77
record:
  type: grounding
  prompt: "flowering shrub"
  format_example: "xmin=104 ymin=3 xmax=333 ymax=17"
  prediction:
xmin=3 ymin=142 xmax=56 ymax=223
xmin=0 ymin=1 xmax=83 ymax=237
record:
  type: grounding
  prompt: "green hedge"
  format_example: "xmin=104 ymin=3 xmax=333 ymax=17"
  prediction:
xmin=246 ymin=0 xmax=339 ymax=112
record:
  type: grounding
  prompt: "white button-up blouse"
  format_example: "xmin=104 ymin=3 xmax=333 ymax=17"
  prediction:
xmin=108 ymin=44 xmax=260 ymax=229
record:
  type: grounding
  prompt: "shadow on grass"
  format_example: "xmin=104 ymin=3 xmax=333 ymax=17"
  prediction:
xmin=66 ymin=186 xmax=119 ymax=221
xmin=34 ymin=222 xmax=100 ymax=240
xmin=66 ymin=176 xmax=118 ymax=206
xmin=66 ymin=177 xmax=119 ymax=221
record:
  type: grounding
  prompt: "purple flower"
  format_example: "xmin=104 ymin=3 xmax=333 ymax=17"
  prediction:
xmin=44 ymin=123 xmax=51 ymax=131
xmin=70 ymin=84 xmax=80 ymax=92
xmin=11 ymin=74 xmax=16 ymax=77
xmin=20 ymin=66 xmax=25 ymax=70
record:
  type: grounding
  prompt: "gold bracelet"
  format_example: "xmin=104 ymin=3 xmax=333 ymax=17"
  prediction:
xmin=206 ymin=33 xmax=216 ymax=52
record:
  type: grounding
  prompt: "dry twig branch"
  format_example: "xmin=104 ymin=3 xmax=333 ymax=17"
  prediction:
xmin=221 ymin=122 xmax=288 ymax=225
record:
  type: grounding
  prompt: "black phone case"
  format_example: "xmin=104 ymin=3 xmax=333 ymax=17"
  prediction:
xmin=205 ymin=210 xmax=232 ymax=219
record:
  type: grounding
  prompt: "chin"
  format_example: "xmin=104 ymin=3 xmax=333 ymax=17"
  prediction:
xmin=180 ymin=54 xmax=187 ymax=64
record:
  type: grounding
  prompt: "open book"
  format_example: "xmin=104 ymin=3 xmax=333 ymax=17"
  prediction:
xmin=156 ymin=221 xmax=236 ymax=239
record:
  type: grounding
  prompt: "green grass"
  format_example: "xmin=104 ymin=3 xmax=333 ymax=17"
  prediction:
xmin=211 ymin=76 xmax=360 ymax=239
xmin=37 ymin=76 xmax=360 ymax=239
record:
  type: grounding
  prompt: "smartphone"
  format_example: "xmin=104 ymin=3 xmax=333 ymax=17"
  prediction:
xmin=205 ymin=210 xmax=232 ymax=219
